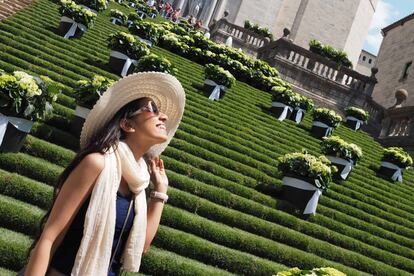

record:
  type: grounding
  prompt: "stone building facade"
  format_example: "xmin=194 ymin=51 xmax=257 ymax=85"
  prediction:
xmin=372 ymin=13 xmax=414 ymax=108
xmin=356 ymin=49 xmax=376 ymax=76
xmin=172 ymin=0 xmax=378 ymax=67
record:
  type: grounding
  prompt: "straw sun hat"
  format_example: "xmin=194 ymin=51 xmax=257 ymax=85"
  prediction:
xmin=80 ymin=71 xmax=186 ymax=158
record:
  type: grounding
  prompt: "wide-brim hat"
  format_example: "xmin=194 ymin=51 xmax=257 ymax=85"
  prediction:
xmin=80 ymin=72 xmax=186 ymax=158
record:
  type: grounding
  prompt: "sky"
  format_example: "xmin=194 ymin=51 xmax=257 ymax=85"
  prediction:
xmin=363 ymin=0 xmax=414 ymax=55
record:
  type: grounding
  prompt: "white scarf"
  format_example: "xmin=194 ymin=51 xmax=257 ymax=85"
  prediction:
xmin=71 ymin=141 xmax=150 ymax=275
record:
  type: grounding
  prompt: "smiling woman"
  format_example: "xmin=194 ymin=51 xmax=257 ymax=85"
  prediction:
xmin=20 ymin=72 xmax=186 ymax=276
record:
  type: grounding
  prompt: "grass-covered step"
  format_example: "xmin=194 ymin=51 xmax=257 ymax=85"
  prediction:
xmin=0 ymin=169 xmax=52 ymax=210
xmin=0 ymin=195 xmax=44 ymax=237
xmin=167 ymin=170 xmax=414 ymax=259
xmin=0 ymin=152 xmax=62 ymax=186
xmin=139 ymin=246 xmax=235 ymax=276
xmin=31 ymin=122 xmax=79 ymax=151
xmin=0 ymin=228 xmax=31 ymax=271
xmin=0 ymin=267 xmax=15 ymax=276
xmin=167 ymin=185 xmax=413 ymax=274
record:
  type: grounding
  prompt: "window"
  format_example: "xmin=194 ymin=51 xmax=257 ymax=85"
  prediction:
xmin=368 ymin=58 xmax=372 ymax=64
xmin=401 ymin=61 xmax=412 ymax=81
xmin=362 ymin=56 xmax=366 ymax=61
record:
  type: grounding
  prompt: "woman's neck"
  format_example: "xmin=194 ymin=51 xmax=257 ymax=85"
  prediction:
xmin=123 ymin=138 xmax=151 ymax=161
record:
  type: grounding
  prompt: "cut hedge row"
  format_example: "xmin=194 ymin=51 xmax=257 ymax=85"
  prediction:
xmin=0 ymin=228 xmax=31 ymax=271
xmin=0 ymin=169 xmax=53 ymax=210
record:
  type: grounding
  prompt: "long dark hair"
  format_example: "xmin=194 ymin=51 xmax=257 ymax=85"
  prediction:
xmin=26 ymin=97 xmax=151 ymax=258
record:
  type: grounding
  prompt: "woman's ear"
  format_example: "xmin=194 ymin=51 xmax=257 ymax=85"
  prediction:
xmin=120 ymin=118 xmax=136 ymax=133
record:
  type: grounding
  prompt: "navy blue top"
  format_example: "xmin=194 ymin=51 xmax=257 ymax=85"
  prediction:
xmin=50 ymin=191 xmax=135 ymax=276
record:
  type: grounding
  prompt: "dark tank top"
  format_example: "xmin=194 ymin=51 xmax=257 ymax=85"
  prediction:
xmin=50 ymin=191 xmax=135 ymax=276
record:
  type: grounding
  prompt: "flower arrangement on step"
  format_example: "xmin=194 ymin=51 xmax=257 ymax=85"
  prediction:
xmin=134 ymin=53 xmax=177 ymax=75
xmin=127 ymin=13 xmax=142 ymax=27
xmin=71 ymin=75 xmax=114 ymax=136
xmin=311 ymin=108 xmax=342 ymax=138
xmin=290 ymin=94 xmax=314 ymax=124
xmin=0 ymin=71 xmax=60 ymax=152
xmin=270 ymin=87 xmax=301 ymax=121
xmin=277 ymin=267 xmax=346 ymax=276
xmin=159 ymin=32 xmax=190 ymax=56
xmin=128 ymin=20 xmax=162 ymax=46
xmin=344 ymin=106 xmax=369 ymax=131
xmin=57 ymin=0 xmax=97 ymax=39
xmin=309 ymin=39 xmax=352 ymax=68
xmin=244 ymin=20 xmax=273 ymax=40
xmin=321 ymin=136 xmax=362 ymax=180
xmin=107 ymin=31 xmax=150 ymax=77
xmin=76 ymin=0 xmax=108 ymax=12
xmin=109 ymin=9 xmax=127 ymax=25
xmin=277 ymin=152 xmax=336 ymax=215
xmin=136 ymin=2 xmax=158 ymax=18
xmin=203 ymin=64 xmax=236 ymax=101
xmin=379 ymin=147 xmax=413 ymax=183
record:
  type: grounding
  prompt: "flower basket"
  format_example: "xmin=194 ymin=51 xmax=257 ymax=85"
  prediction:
xmin=344 ymin=106 xmax=369 ymax=131
xmin=311 ymin=108 xmax=342 ymax=138
xmin=128 ymin=20 xmax=161 ymax=45
xmin=288 ymin=95 xmax=314 ymax=124
xmin=57 ymin=0 xmax=96 ymax=39
xmin=76 ymin=0 xmax=108 ymax=12
xmin=134 ymin=53 xmax=177 ymax=75
xmin=278 ymin=153 xmax=335 ymax=214
xmin=71 ymin=75 xmax=113 ymax=136
xmin=321 ymin=136 xmax=362 ymax=181
xmin=270 ymin=87 xmax=302 ymax=121
xmin=0 ymin=71 xmax=60 ymax=152
xmin=203 ymin=64 xmax=235 ymax=101
xmin=379 ymin=147 xmax=412 ymax=182
xmin=109 ymin=9 xmax=127 ymax=25
xmin=107 ymin=32 xmax=150 ymax=76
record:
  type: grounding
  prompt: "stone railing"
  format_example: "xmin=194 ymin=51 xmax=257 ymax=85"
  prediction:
xmin=210 ymin=19 xmax=271 ymax=57
xmin=257 ymin=33 xmax=383 ymax=135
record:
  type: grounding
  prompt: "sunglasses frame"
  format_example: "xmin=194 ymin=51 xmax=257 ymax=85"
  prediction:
xmin=129 ymin=101 xmax=160 ymax=118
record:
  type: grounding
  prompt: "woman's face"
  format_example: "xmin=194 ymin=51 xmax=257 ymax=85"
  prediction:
xmin=122 ymin=98 xmax=169 ymax=146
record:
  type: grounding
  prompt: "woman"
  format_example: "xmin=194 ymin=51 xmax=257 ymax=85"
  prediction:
xmin=22 ymin=72 xmax=186 ymax=275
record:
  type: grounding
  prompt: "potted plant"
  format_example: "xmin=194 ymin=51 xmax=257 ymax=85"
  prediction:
xmin=289 ymin=94 xmax=314 ymax=124
xmin=379 ymin=147 xmax=413 ymax=183
xmin=309 ymin=39 xmax=323 ymax=54
xmin=270 ymin=87 xmax=300 ymax=121
xmin=107 ymin=31 xmax=150 ymax=77
xmin=321 ymin=136 xmax=362 ymax=180
xmin=203 ymin=63 xmax=235 ymax=101
xmin=0 ymin=71 xmax=60 ymax=152
xmin=344 ymin=106 xmax=369 ymax=131
xmin=76 ymin=0 xmax=108 ymax=13
xmin=159 ymin=32 xmax=190 ymax=56
xmin=134 ymin=53 xmax=177 ymax=75
xmin=127 ymin=13 xmax=142 ymax=28
xmin=311 ymin=108 xmax=342 ymax=138
xmin=277 ymin=267 xmax=346 ymax=276
xmin=109 ymin=9 xmax=127 ymax=25
xmin=57 ymin=0 xmax=97 ymax=39
xmin=128 ymin=20 xmax=162 ymax=46
xmin=277 ymin=152 xmax=335 ymax=215
xmin=71 ymin=75 xmax=114 ymax=136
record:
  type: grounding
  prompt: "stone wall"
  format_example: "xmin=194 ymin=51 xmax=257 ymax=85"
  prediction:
xmin=372 ymin=17 xmax=414 ymax=108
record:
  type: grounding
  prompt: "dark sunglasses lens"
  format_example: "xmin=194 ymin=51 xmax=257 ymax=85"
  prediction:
xmin=150 ymin=102 xmax=159 ymax=114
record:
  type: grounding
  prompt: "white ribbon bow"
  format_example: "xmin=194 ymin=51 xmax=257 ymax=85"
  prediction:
xmin=205 ymin=79 xmax=226 ymax=101
xmin=312 ymin=121 xmax=333 ymax=137
xmin=346 ymin=116 xmax=363 ymax=130
xmin=271 ymin=102 xmax=293 ymax=121
xmin=110 ymin=50 xmax=138 ymax=77
xmin=110 ymin=17 xmax=123 ymax=25
xmin=380 ymin=161 xmax=404 ymax=182
xmin=137 ymin=10 xmax=147 ymax=19
xmin=60 ymin=16 xmax=87 ymax=39
xmin=282 ymin=177 xmax=322 ymax=214
xmin=0 ymin=113 xmax=33 ymax=146
xmin=294 ymin=108 xmax=305 ymax=124
xmin=326 ymin=156 xmax=353 ymax=180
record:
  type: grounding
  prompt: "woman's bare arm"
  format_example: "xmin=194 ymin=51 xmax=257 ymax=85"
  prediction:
xmin=143 ymin=157 xmax=168 ymax=253
xmin=24 ymin=153 xmax=104 ymax=276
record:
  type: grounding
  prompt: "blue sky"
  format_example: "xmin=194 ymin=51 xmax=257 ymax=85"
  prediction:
xmin=363 ymin=0 xmax=414 ymax=55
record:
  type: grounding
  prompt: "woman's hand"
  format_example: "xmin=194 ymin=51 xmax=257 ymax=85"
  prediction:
xmin=148 ymin=156 xmax=168 ymax=193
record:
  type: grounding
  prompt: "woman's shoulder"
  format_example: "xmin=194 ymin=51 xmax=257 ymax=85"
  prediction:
xmin=80 ymin=152 xmax=105 ymax=174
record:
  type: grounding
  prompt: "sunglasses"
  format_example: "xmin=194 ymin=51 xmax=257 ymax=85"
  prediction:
xmin=129 ymin=101 xmax=160 ymax=117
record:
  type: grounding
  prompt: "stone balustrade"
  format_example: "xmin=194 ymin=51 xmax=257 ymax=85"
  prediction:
xmin=210 ymin=19 xmax=270 ymax=57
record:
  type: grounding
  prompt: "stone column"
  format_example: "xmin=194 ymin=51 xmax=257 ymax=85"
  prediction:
xmin=203 ymin=0 xmax=218 ymax=27
xmin=173 ymin=0 xmax=186 ymax=10
xmin=212 ymin=0 xmax=227 ymax=21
